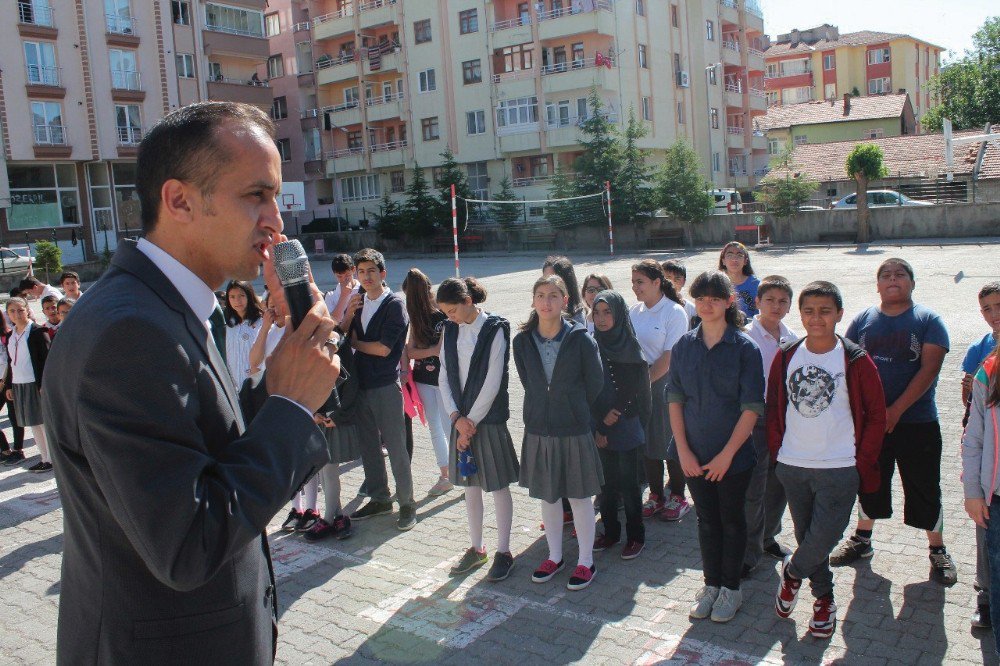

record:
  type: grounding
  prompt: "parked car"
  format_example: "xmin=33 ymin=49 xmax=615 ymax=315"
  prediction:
xmin=829 ymin=190 xmax=933 ymax=209
xmin=709 ymin=189 xmax=743 ymax=214
xmin=798 ymin=205 xmax=827 ymax=212
xmin=0 ymin=247 xmax=33 ymax=274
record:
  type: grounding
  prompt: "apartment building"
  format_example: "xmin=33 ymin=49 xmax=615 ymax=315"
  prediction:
xmin=0 ymin=0 xmax=271 ymax=262
xmin=763 ymin=24 xmax=942 ymax=129
xmin=278 ymin=0 xmax=769 ymax=223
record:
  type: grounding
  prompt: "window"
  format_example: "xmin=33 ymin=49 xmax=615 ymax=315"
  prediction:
xmin=823 ymin=53 xmax=836 ymax=70
xmin=431 ymin=167 xmax=443 ymax=184
xmin=276 ymin=138 xmax=291 ymax=161
xmin=296 ymin=42 xmax=313 ymax=74
xmin=635 ymin=0 xmax=644 ymax=16
xmin=785 ymin=86 xmax=811 ymax=104
xmin=205 ymin=3 xmax=264 ymax=37
xmin=496 ymin=96 xmax=538 ymax=128
xmin=340 ymin=174 xmax=380 ymax=202
xmin=24 ymin=42 xmax=58 ymax=86
xmin=390 ymin=171 xmax=405 ymax=193
xmin=529 ymin=206 xmax=543 ymax=217
xmin=710 ymin=107 xmax=719 ymax=129
xmin=642 ymin=96 xmax=651 ymax=120
xmin=766 ymin=91 xmax=779 ymax=106
xmin=175 ymin=53 xmax=195 ymax=78
xmin=7 ymin=163 xmax=79 ymax=230
xmin=267 ymin=55 xmax=284 ymax=78
xmin=466 ymin=110 xmax=486 ymax=135
xmin=462 ymin=59 xmax=482 ymax=84
xmin=418 ymin=68 xmax=436 ymax=92
xmin=109 ymin=49 xmax=139 ymax=90
xmin=171 ymin=1 xmax=190 ymax=25
xmin=768 ymin=138 xmax=780 ymax=154
xmin=414 ymin=19 xmax=431 ymax=44
xmin=459 ymin=8 xmax=478 ymax=34
xmin=303 ymin=129 xmax=321 ymax=161
xmin=868 ymin=77 xmax=890 ymax=94
xmin=673 ymin=53 xmax=681 ymax=74
xmin=793 ymin=135 xmax=808 ymax=145
xmin=867 ymin=47 xmax=890 ymax=65
xmin=545 ymin=100 xmax=570 ymax=127
xmin=862 ymin=128 xmax=885 ymax=139
xmin=467 ymin=162 xmax=488 ymax=199
xmin=265 ymin=12 xmax=279 ymax=36
xmin=708 ymin=67 xmax=717 ymax=85
xmin=766 ymin=63 xmax=779 ymax=78
xmin=824 ymin=83 xmax=836 ymax=99
xmin=31 ymin=101 xmax=64 ymax=145
xmin=115 ymin=103 xmax=141 ymax=145
xmin=670 ymin=4 xmax=678 ymax=28
xmin=706 ymin=20 xmax=714 ymax=41
xmin=638 ymin=44 xmax=647 ymax=68
xmin=676 ymin=101 xmax=685 ymax=124
xmin=577 ymin=97 xmax=588 ymax=121
xmin=105 ymin=0 xmax=133 ymax=34
xmin=271 ymin=96 xmax=287 ymax=120
xmin=712 ymin=152 xmax=720 ymax=173
xmin=421 ymin=116 xmax=440 ymax=141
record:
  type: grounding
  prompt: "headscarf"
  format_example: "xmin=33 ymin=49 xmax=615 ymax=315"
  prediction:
xmin=591 ymin=290 xmax=645 ymax=364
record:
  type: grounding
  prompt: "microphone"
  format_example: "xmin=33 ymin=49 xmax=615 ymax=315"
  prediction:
xmin=272 ymin=240 xmax=340 ymax=351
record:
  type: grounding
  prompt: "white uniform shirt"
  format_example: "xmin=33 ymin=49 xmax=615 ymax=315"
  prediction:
xmin=226 ymin=318 xmax=264 ymax=385
xmin=361 ymin=288 xmax=390 ymax=333
xmin=747 ymin=316 xmax=798 ymax=392
xmin=438 ymin=310 xmax=506 ymax=425
xmin=8 ymin=322 xmax=36 ymax=384
xmin=629 ymin=296 xmax=689 ymax=366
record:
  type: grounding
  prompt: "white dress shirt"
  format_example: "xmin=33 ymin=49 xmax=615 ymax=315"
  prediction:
xmin=747 ymin=315 xmax=798 ymax=392
xmin=629 ymin=295 xmax=689 ymax=366
xmin=360 ymin=288 xmax=391 ymax=332
xmin=438 ymin=309 xmax=506 ymax=425
xmin=7 ymin=322 xmax=36 ymax=384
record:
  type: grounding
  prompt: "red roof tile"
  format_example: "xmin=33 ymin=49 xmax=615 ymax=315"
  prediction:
xmin=758 ymin=94 xmax=910 ymax=131
xmin=765 ymin=30 xmax=927 ymax=58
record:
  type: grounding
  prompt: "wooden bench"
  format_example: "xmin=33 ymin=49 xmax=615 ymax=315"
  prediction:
xmin=646 ymin=228 xmax=684 ymax=248
xmin=524 ymin=231 xmax=556 ymax=250
xmin=817 ymin=231 xmax=857 ymax=244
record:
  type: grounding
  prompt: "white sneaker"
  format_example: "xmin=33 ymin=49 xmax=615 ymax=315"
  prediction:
xmin=690 ymin=585 xmax=720 ymax=619
xmin=711 ymin=586 xmax=743 ymax=623
xmin=428 ymin=476 xmax=454 ymax=496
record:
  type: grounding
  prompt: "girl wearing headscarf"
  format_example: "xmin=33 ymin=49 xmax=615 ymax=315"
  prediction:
xmin=591 ymin=291 xmax=652 ymax=560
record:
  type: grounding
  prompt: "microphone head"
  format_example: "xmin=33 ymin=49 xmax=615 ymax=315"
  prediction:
xmin=272 ymin=240 xmax=310 ymax=286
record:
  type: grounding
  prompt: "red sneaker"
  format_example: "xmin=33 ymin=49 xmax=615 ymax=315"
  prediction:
xmin=642 ymin=494 xmax=665 ymax=518
xmin=621 ymin=540 xmax=644 ymax=560
xmin=775 ymin=555 xmax=802 ymax=618
xmin=566 ymin=564 xmax=596 ymax=590
xmin=593 ymin=535 xmax=619 ymax=552
xmin=531 ymin=559 xmax=564 ymax=583
xmin=809 ymin=595 xmax=837 ymax=638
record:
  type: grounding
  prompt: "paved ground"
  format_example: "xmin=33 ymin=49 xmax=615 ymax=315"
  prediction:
xmin=2 ymin=239 xmax=999 ymax=665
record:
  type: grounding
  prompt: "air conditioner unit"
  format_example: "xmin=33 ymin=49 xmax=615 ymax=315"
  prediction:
xmin=678 ymin=71 xmax=690 ymax=88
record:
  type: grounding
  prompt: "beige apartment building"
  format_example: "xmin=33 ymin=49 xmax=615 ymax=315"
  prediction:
xmin=0 ymin=0 xmax=272 ymax=262
xmin=276 ymin=0 xmax=768 ymax=225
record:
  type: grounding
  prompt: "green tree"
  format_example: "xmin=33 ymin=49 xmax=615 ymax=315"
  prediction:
xmin=490 ymin=176 xmax=522 ymax=229
xmin=654 ymin=140 xmax=714 ymax=225
xmin=923 ymin=17 xmax=1000 ymax=131
xmin=758 ymin=143 xmax=819 ymax=218
xmin=33 ymin=240 xmax=62 ymax=282
xmin=403 ymin=162 xmax=440 ymax=238
xmin=435 ymin=147 xmax=474 ymax=230
xmin=546 ymin=167 xmax=580 ymax=228
xmin=614 ymin=107 xmax=656 ymax=226
xmin=846 ymin=143 xmax=889 ymax=244
xmin=374 ymin=191 xmax=406 ymax=239
xmin=573 ymin=88 xmax=622 ymax=220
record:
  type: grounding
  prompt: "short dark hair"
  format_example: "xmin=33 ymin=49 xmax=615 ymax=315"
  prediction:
xmin=18 ymin=277 xmax=43 ymax=291
xmin=136 ymin=101 xmax=276 ymax=233
xmin=689 ymin=270 xmax=745 ymax=329
xmin=758 ymin=275 xmax=793 ymax=300
xmin=876 ymin=257 xmax=915 ymax=281
xmin=59 ymin=271 xmax=80 ymax=284
xmin=353 ymin=248 xmax=386 ymax=272
xmin=41 ymin=295 xmax=58 ymax=306
xmin=660 ymin=259 xmax=687 ymax=280
xmin=979 ymin=282 xmax=1000 ymax=300
xmin=799 ymin=281 xmax=843 ymax=310
xmin=58 ymin=297 xmax=76 ymax=308
xmin=331 ymin=253 xmax=354 ymax=274
xmin=8 ymin=287 xmax=22 ymax=299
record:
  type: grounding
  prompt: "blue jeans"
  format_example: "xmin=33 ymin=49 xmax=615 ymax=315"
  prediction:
xmin=987 ymin=495 xmax=1000 ymax=653
xmin=414 ymin=382 xmax=451 ymax=470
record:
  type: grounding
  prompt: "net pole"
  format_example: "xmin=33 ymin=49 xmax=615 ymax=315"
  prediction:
xmin=451 ymin=184 xmax=459 ymax=278
xmin=605 ymin=180 xmax=614 ymax=256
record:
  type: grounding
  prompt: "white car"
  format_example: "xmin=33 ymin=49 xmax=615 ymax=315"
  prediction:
xmin=830 ymin=190 xmax=933 ymax=209
xmin=0 ymin=247 xmax=34 ymax=274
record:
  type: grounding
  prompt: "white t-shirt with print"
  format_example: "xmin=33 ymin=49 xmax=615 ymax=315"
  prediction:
xmin=778 ymin=340 xmax=856 ymax=469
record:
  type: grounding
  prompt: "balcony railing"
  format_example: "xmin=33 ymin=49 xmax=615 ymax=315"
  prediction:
xmin=490 ymin=16 xmax=528 ymax=31
xmin=722 ymin=40 xmax=740 ymax=53
xmin=111 ymin=70 xmax=141 ymax=91
xmin=370 ymin=139 xmax=406 ymax=153
xmin=326 ymin=146 xmax=366 ymax=159
xmin=537 ymin=0 xmax=612 ymax=21
xmin=293 ymin=21 xmax=310 ymax=32
xmin=747 ymin=47 xmax=765 ymax=58
xmin=301 ymin=108 xmax=319 ymax=118
xmin=18 ymin=2 xmax=53 ymax=26
xmin=766 ymin=65 xmax=811 ymax=79
xmin=208 ymin=75 xmax=270 ymax=87
xmin=544 ymin=112 xmax=617 ymax=129
xmin=117 ymin=126 xmax=142 ymax=146
xmin=491 ymin=67 xmax=536 ymax=83
xmin=746 ymin=0 xmax=763 ymax=18
xmin=749 ymin=88 xmax=766 ymax=98
xmin=359 ymin=0 xmax=394 ymax=10
xmin=26 ymin=64 xmax=61 ymax=86
xmin=720 ymin=0 xmax=737 ymax=7
xmin=497 ymin=122 xmax=540 ymax=136
xmin=366 ymin=91 xmax=404 ymax=107
xmin=325 ymin=100 xmax=360 ymax=113
xmin=316 ymin=52 xmax=356 ymax=70
xmin=540 ymin=56 xmax=614 ymax=76
xmin=313 ymin=7 xmax=354 ymax=25
xmin=205 ymin=22 xmax=263 ymax=38
xmin=33 ymin=124 xmax=66 ymax=145
xmin=726 ymin=126 xmax=745 ymax=135
xmin=725 ymin=82 xmax=742 ymax=94
xmin=106 ymin=14 xmax=137 ymax=35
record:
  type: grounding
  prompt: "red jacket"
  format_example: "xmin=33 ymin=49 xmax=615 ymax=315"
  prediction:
xmin=766 ymin=336 xmax=887 ymax=494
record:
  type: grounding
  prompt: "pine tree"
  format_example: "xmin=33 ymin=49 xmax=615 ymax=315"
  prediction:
xmin=374 ymin=191 xmax=406 ymax=239
xmin=655 ymin=141 xmax=714 ymax=224
xmin=614 ymin=107 xmax=656 ymax=226
xmin=403 ymin=162 xmax=440 ymax=238
xmin=546 ymin=167 xmax=579 ymax=228
xmin=435 ymin=147 xmax=474 ymax=231
xmin=573 ymin=87 xmax=623 ymax=225
xmin=490 ymin=176 xmax=522 ymax=229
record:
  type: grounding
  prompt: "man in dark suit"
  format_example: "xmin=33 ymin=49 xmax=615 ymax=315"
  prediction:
xmin=42 ymin=102 xmax=341 ymax=665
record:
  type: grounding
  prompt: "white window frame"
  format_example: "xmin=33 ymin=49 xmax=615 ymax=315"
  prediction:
xmin=115 ymin=103 xmax=141 ymax=145
xmin=824 ymin=82 xmax=836 ymax=99
xmin=270 ymin=96 xmax=287 ymax=120
xmin=793 ymin=134 xmax=808 ymax=145
xmin=868 ymin=77 xmax=890 ymax=94
xmin=867 ymin=47 xmax=890 ymax=65
xmin=109 ymin=48 xmax=139 ymax=90
xmin=267 ymin=54 xmax=284 ymax=79
xmin=205 ymin=2 xmax=265 ymax=38
xmin=642 ymin=96 xmax=651 ymax=120
xmin=171 ymin=0 xmax=190 ymax=25
xmin=823 ymin=53 xmax=835 ymax=70
xmin=706 ymin=20 xmax=714 ymax=41
xmin=767 ymin=138 xmax=780 ymax=154
xmin=418 ymin=68 xmax=436 ymax=93
xmin=275 ymin=138 xmax=291 ymax=162
xmin=175 ymin=53 xmax=195 ymax=78
xmin=635 ymin=0 xmax=644 ymax=16
xmin=466 ymin=110 xmax=486 ymax=135
xmin=340 ymin=174 xmax=381 ymax=202
xmin=265 ymin=12 xmax=279 ymax=37
xmin=495 ymin=96 xmax=538 ymax=128
xmin=31 ymin=100 xmax=64 ymax=144
xmin=23 ymin=41 xmax=58 ymax=86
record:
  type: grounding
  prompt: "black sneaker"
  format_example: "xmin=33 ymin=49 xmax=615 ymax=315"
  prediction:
xmin=487 ymin=551 xmax=515 ymax=581
xmin=764 ymin=542 xmax=791 ymax=559
xmin=450 ymin=547 xmax=488 ymax=575
xmin=37 ymin=462 xmax=53 ymax=473
xmin=281 ymin=508 xmax=303 ymax=531
xmin=27 ymin=461 xmax=48 ymax=473
xmin=351 ymin=499 xmax=393 ymax=521
xmin=397 ymin=505 xmax=417 ymax=531
xmin=929 ymin=549 xmax=958 ymax=586
xmin=830 ymin=536 xmax=874 ymax=566
xmin=567 ymin=564 xmax=596 ymax=591
xmin=3 ymin=451 xmax=25 ymax=465
xmin=972 ymin=603 xmax=992 ymax=629
xmin=295 ymin=509 xmax=320 ymax=532
xmin=304 ymin=515 xmax=352 ymax=542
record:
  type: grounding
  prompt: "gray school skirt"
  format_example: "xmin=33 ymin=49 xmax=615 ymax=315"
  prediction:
xmin=519 ymin=432 xmax=605 ymax=503
xmin=12 ymin=382 xmax=43 ymax=427
xmin=449 ymin=422 xmax=520 ymax=493
xmin=325 ymin=422 xmax=361 ymax=465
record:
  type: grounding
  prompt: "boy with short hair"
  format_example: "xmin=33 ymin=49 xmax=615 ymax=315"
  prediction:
xmin=768 ymin=281 xmax=886 ymax=638
xmin=744 ymin=275 xmax=798 ymax=575
xmin=963 ymin=282 xmax=1000 ymax=628
xmin=661 ymin=260 xmax=696 ymax=325
xmin=59 ymin=271 xmax=83 ymax=301
xmin=831 ymin=258 xmax=955 ymax=584
xmin=345 ymin=249 xmax=416 ymax=531
xmin=325 ymin=253 xmax=359 ymax=325
xmin=40 ymin=295 xmax=61 ymax=340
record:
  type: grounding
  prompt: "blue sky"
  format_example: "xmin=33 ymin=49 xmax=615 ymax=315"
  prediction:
xmin=760 ymin=0 xmax=995 ymax=61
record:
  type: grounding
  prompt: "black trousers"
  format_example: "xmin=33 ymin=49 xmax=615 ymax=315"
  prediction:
xmin=598 ymin=446 xmax=644 ymax=544
xmin=0 ymin=399 xmax=24 ymax=452
xmin=687 ymin=467 xmax=753 ymax=590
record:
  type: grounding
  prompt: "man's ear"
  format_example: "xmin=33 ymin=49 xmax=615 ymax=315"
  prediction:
xmin=160 ymin=179 xmax=195 ymax=225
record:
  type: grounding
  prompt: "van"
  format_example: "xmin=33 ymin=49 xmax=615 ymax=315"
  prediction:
xmin=709 ymin=189 xmax=743 ymax=214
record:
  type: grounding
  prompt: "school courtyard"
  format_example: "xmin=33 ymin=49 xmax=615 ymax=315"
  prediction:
xmin=1 ymin=238 xmax=998 ymax=665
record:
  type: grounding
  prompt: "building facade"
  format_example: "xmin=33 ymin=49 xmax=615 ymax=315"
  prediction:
xmin=763 ymin=25 xmax=942 ymax=129
xmin=275 ymin=0 xmax=769 ymax=225
xmin=0 ymin=0 xmax=272 ymax=262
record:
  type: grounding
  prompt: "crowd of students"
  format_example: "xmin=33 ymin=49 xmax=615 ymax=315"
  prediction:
xmin=3 ymin=247 xmax=999 ymax=648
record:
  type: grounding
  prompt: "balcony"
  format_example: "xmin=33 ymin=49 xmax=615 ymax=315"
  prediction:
xmin=498 ymin=126 xmax=541 ymax=153
xmin=17 ymin=2 xmax=56 ymax=38
xmin=366 ymin=91 xmax=404 ymax=122
xmin=363 ymin=45 xmax=401 ymax=75
xmin=111 ymin=71 xmax=145 ymax=101
xmin=325 ymin=146 xmax=366 ymax=175
xmin=491 ymin=68 xmax=538 ymax=98
xmin=537 ymin=1 xmax=614 ymax=40
xmin=358 ymin=0 xmax=396 ymax=30
xmin=545 ymin=112 xmax=615 ymax=148
xmin=764 ymin=64 xmax=812 ymax=88
xmin=313 ymin=7 xmax=354 ymax=42
xmin=370 ymin=139 xmax=407 ymax=169
xmin=33 ymin=124 xmax=70 ymax=158
xmin=293 ymin=21 xmax=310 ymax=34
xmin=300 ymin=107 xmax=321 ymax=130
xmin=489 ymin=16 xmax=532 ymax=50
xmin=722 ymin=39 xmax=742 ymax=67
xmin=316 ymin=52 xmax=359 ymax=86
xmin=749 ymin=88 xmax=767 ymax=112
xmin=117 ymin=126 xmax=142 ymax=146
xmin=752 ymin=132 xmax=768 ymax=151
xmin=540 ymin=57 xmax=614 ymax=93
xmin=203 ymin=24 xmax=269 ymax=59
xmin=725 ymin=83 xmax=743 ymax=108
xmin=320 ymin=99 xmax=362 ymax=125
xmin=24 ymin=65 xmax=64 ymax=99
xmin=206 ymin=77 xmax=273 ymax=108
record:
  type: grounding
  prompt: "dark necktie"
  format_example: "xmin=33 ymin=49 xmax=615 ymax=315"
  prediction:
xmin=209 ymin=306 xmax=227 ymax=362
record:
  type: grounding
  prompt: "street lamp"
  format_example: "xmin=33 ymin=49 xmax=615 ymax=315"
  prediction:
xmin=705 ymin=63 xmax=721 ymax=187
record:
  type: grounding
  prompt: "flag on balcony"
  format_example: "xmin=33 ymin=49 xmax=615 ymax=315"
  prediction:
xmin=595 ymin=52 xmax=612 ymax=69
xmin=369 ymin=47 xmax=381 ymax=70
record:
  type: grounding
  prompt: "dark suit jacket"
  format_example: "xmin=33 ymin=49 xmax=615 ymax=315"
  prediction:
xmin=42 ymin=240 xmax=330 ymax=665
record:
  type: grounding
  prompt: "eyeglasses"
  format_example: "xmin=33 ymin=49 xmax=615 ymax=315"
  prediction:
xmin=723 ymin=252 xmax=746 ymax=260
xmin=584 ymin=286 xmax=601 ymax=294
